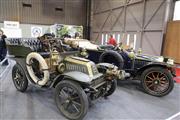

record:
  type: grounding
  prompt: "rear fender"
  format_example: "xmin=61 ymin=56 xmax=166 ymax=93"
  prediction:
xmin=14 ymin=58 xmax=36 ymax=84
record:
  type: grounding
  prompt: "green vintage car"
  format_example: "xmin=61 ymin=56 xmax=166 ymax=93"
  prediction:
xmin=5 ymin=36 xmax=126 ymax=120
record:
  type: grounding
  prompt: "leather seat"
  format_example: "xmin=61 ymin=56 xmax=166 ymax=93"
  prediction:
xmin=7 ymin=38 xmax=43 ymax=52
xmin=39 ymin=52 xmax=50 ymax=58
xmin=25 ymin=39 xmax=42 ymax=52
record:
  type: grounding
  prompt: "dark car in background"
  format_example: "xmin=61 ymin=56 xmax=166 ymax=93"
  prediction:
xmin=64 ymin=38 xmax=176 ymax=97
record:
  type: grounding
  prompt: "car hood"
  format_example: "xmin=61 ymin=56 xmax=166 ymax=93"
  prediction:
xmin=135 ymin=54 xmax=165 ymax=62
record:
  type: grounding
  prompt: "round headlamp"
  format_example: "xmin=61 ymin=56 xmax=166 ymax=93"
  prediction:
xmin=156 ymin=56 xmax=164 ymax=62
xmin=167 ymin=59 xmax=174 ymax=65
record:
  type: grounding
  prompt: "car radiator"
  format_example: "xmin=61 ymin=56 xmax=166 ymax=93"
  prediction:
xmin=65 ymin=62 xmax=88 ymax=74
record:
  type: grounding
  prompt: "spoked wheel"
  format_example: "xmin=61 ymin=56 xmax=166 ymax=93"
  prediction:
xmin=104 ymin=80 xmax=117 ymax=97
xmin=12 ymin=64 xmax=28 ymax=92
xmin=55 ymin=80 xmax=88 ymax=120
xmin=141 ymin=67 xmax=174 ymax=97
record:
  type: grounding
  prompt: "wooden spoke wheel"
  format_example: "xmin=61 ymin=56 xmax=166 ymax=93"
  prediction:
xmin=141 ymin=67 xmax=174 ymax=97
xmin=144 ymin=71 xmax=169 ymax=93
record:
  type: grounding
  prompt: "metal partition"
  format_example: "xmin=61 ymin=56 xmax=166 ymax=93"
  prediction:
xmin=90 ymin=0 xmax=174 ymax=55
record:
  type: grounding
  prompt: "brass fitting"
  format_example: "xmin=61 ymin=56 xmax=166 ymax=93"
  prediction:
xmin=106 ymin=65 xmax=126 ymax=80
xmin=51 ymin=49 xmax=61 ymax=66
xmin=57 ymin=63 xmax=65 ymax=73
xmin=80 ymin=48 xmax=88 ymax=58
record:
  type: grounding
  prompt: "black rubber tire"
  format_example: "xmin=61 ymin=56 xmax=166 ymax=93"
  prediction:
xmin=54 ymin=80 xmax=89 ymax=120
xmin=12 ymin=64 xmax=28 ymax=92
xmin=104 ymin=80 xmax=117 ymax=97
xmin=141 ymin=67 xmax=174 ymax=97
xmin=99 ymin=50 xmax=124 ymax=69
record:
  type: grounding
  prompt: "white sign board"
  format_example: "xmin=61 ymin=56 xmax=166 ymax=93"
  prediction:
xmin=4 ymin=21 xmax=19 ymax=29
xmin=31 ymin=26 xmax=42 ymax=38
xmin=1 ymin=28 xmax=22 ymax=38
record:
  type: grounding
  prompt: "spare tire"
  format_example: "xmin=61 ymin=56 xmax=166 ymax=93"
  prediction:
xmin=26 ymin=52 xmax=50 ymax=86
xmin=99 ymin=50 xmax=124 ymax=69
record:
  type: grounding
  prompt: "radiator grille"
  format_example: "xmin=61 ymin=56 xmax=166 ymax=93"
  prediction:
xmin=65 ymin=63 xmax=88 ymax=74
xmin=91 ymin=64 xmax=99 ymax=75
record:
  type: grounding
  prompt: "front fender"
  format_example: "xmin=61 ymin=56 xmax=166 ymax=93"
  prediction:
xmin=136 ymin=62 xmax=174 ymax=76
xmin=52 ymin=71 xmax=92 ymax=88
xmin=63 ymin=71 xmax=92 ymax=83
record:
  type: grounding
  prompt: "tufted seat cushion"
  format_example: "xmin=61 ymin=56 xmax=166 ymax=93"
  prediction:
xmin=6 ymin=38 xmax=43 ymax=52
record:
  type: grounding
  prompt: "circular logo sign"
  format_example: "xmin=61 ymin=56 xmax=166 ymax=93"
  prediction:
xmin=31 ymin=27 xmax=42 ymax=37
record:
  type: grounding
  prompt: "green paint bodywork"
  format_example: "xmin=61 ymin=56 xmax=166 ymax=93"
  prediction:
xmin=7 ymin=45 xmax=32 ymax=57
